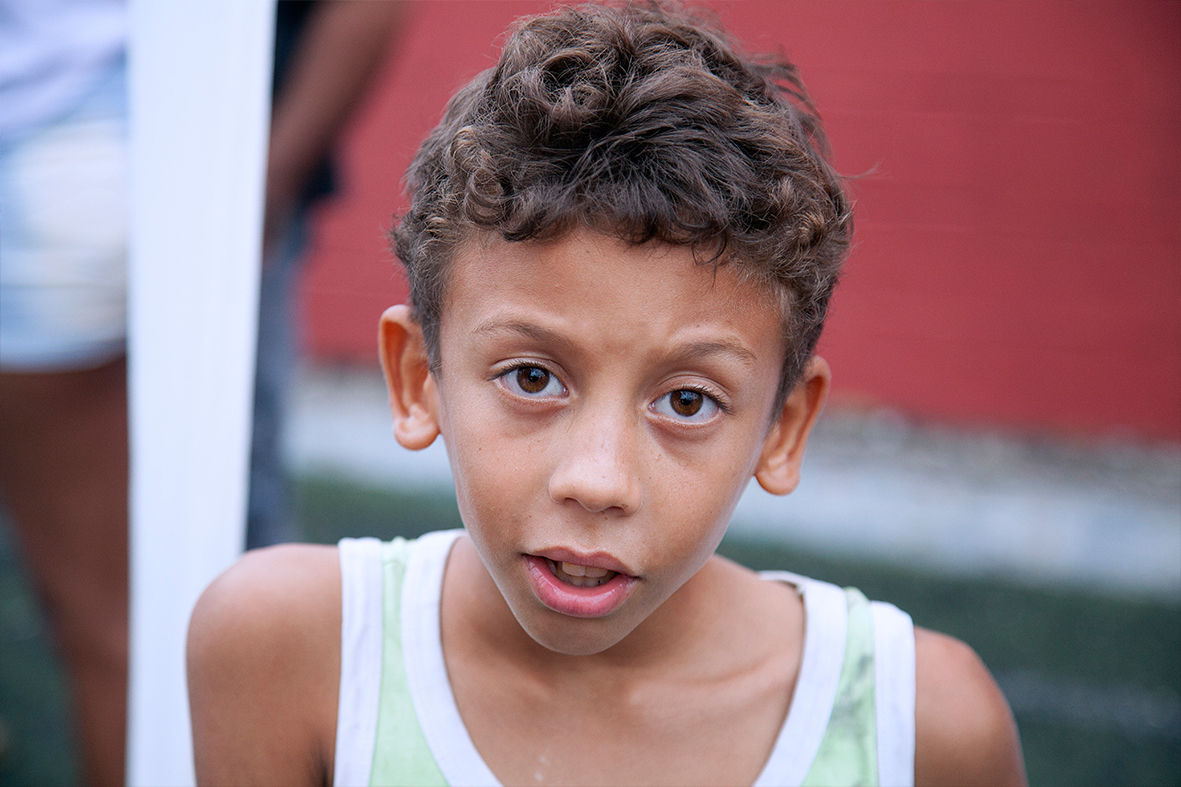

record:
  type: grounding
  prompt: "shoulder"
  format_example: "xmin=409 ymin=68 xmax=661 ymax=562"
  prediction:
xmin=188 ymin=543 xmax=342 ymax=658
xmin=913 ymin=626 xmax=1027 ymax=787
xmin=187 ymin=543 xmax=342 ymax=786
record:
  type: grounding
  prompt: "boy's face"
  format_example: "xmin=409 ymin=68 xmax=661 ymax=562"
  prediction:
xmin=390 ymin=230 xmax=819 ymax=655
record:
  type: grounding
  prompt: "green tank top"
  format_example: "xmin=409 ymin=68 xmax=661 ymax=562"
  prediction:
xmin=334 ymin=532 xmax=916 ymax=787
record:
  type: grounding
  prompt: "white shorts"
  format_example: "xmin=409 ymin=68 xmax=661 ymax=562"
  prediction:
xmin=0 ymin=59 xmax=128 ymax=371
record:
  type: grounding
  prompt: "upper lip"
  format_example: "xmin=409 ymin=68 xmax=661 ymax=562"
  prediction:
xmin=531 ymin=547 xmax=637 ymax=577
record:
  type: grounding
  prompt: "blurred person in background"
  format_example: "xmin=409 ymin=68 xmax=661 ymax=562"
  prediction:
xmin=252 ymin=0 xmax=405 ymax=549
xmin=0 ymin=1 xmax=402 ymax=783
xmin=1 ymin=3 xmax=132 ymax=784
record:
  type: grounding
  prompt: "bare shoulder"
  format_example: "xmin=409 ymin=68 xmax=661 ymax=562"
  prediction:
xmin=914 ymin=626 xmax=1027 ymax=787
xmin=187 ymin=544 xmax=342 ymax=787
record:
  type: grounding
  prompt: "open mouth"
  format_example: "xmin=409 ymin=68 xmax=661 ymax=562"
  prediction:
xmin=524 ymin=553 xmax=639 ymax=618
xmin=546 ymin=558 xmax=619 ymax=588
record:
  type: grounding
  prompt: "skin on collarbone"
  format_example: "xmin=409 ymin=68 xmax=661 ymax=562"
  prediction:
xmin=391 ymin=229 xmax=819 ymax=784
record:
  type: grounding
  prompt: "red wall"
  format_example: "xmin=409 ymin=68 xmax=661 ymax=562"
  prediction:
xmin=300 ymin=1 xmax=1181 ymax=441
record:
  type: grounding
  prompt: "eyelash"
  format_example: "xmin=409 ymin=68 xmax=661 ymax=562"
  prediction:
xmin=494 ymin=364 xmax=730 ymax=421
xmin=495 ymin=363 xmax=567 ymax=398
xmin=652 ymin=385 xmax=730 ymax=422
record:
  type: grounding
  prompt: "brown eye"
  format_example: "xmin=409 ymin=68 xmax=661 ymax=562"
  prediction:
xmin=671 ymin=390 xmax=703 ymax=416
xmin=653 ymin=388 xmax=720 ymax=421
xmin=501 ymin=365 xmax=566 ymax=398
xmin=516 ymin=367 xmax=551 ymax=394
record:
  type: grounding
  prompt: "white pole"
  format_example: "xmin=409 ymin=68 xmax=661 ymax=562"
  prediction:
xmin=126 ymin=2 xmax=274 ymax=784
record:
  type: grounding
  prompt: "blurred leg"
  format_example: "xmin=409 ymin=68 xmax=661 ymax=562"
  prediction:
xmin=0 ymin=357 xmax=128 ymax=787
xmin=246 ymin=221 xmax=305 ymax=550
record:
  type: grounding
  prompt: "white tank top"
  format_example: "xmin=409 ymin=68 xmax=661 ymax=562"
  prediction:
xmin=334 ymin=530 xmax=915 ymax=787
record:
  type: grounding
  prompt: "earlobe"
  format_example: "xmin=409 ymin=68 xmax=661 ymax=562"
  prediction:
xmin=755 ymin=357 xmax=830 ymax=495
xmin=378 ymin=305 xmax=440 ymax=451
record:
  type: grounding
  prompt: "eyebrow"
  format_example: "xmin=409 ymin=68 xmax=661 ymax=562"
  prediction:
xmin=676 ymin=340 xmax=758 ymax=370
xmin=473 ymin=320 xmax=758 ymax=369
xmin=474 ymin=320 xmax=573 ymax=349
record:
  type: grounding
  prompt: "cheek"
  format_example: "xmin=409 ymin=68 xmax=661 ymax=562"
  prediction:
xmin=440 ymin=388 xmax=545 ymax=529
xmin=657 ymin=434 xmax=761 ymax=558
xmin=644 ymin=459 xmax=748 ymax=556
xmin=650 ymin=429 xmax=762 ymax=510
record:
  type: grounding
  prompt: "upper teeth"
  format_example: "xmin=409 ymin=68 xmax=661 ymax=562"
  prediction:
xmin=562 ymin=561 xmax=608 ymax=578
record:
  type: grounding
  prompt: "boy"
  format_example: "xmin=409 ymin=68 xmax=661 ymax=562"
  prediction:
xmin=188 ymin=4 xmax=1026 ymax=785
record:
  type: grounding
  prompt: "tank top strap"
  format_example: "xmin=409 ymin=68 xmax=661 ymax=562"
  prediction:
xmin=368 ymin=537 xmax=448 ymax=786
xmin=802 ymin=586 xmax=879 ymax=786
xmin=754 ymin=572 xmax=848 ymax=786
xmin=335 ymin=537 xmax=385 ymax=787
xmin=871 ymin=600 xmax=916 ymax=787
xmin=754 ymin=574 xmax=914 ymax=787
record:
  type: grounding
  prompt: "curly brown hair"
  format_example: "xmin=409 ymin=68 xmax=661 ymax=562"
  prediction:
xmin=392 ymin=2 xmax=851 ymax=404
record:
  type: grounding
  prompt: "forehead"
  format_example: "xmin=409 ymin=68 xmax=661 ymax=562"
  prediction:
xmin=440 ymin=230 xmax=784 ymax=363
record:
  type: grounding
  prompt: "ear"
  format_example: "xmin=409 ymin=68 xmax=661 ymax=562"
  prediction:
xmin=378 ymin=305 xmax=440 ymax=451
xmin=754 ymin=357 xmax=831 ymax=495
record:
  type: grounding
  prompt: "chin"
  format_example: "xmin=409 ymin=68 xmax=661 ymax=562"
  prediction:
xmin=513 ymin=606 xmax=638 ymax=657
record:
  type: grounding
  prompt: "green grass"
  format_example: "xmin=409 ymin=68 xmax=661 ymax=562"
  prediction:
xmin=1016 ymin=717 xmax=1179 ymax=787
xmin=2 ymin=476 xmax=1178 ymax=786
xmin=297 ymin=475 xmax=463 ymax=545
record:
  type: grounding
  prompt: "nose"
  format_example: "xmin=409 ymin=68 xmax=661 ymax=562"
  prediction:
xmin=547 ymin=406 xmax=643 ymax=516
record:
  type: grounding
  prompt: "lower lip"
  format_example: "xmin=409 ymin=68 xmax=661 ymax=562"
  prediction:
xmin=524 ymin=555 xmax=639 ymax=618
